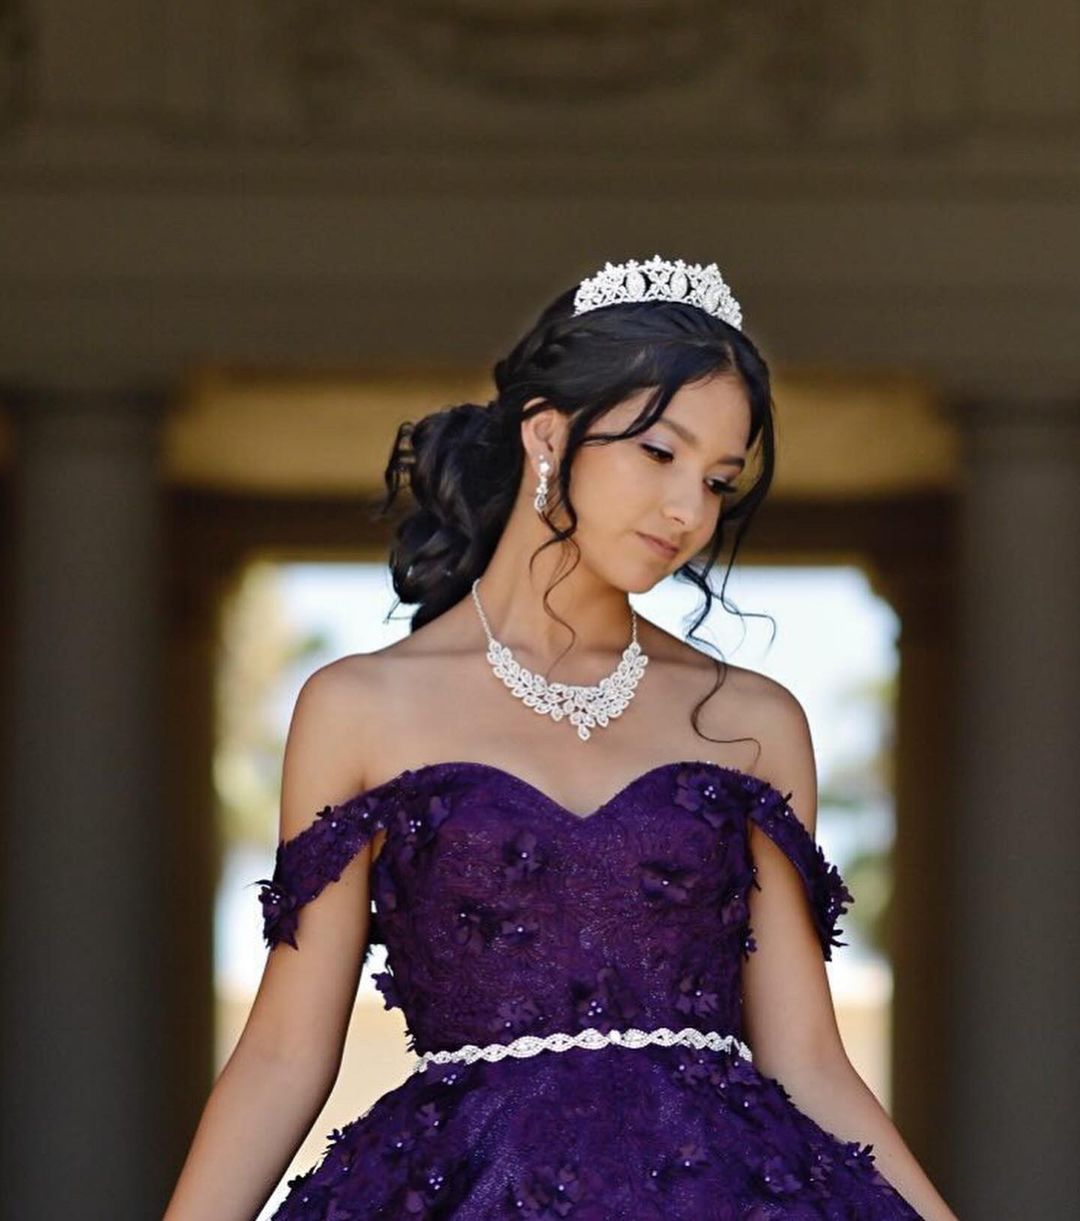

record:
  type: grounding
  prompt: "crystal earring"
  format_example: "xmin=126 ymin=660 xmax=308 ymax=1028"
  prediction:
xmin=533 ymin=456 xmax=551 ymax=516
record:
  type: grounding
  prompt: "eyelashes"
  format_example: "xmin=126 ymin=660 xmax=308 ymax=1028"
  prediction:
xmin=638 ymin=443 xmax=736 ymax=497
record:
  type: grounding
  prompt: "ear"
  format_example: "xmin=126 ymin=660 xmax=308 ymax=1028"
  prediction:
xmin=520 ymin=398 xmax=567 ymax=466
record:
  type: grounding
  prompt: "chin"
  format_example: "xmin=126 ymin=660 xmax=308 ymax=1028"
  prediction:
xmin=623 ymin=570 xmax=667 ymax=595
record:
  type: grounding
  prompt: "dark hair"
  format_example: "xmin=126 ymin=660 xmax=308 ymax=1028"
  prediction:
xmin=376 ymin=278 xmax=777 ymax=750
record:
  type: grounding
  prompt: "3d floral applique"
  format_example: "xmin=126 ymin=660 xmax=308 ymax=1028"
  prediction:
xmin=256 ymin=789 xmax=390 ymax=950
xmin=507 ymin=1161 xmax=589 ymax=1217
xmin=502 ymin=827 xmax=544 ymax=881
xmin=674 ymin=971 xmax=720 ymax=1020
xmin=571 ymin=965 xmax=641 ymax=1034
xmin=643 ymin=1140 xmax=713 ymax=1202
xmin=495 ymin=910 xmax=541 ymax=948
xmin=745 ymin=781 xmax=856 ymax=960
xmin=842 ymin=1140 xmax=880 ymax=1174
xmin=669 ymin=1046 xmax=714 ymax=1092
xmin=392 ymin=788 xmax=455 ymax=868
xmin=716 ymin=1053 xmax=771 ymax=1121
xmin=257 ymin=867 xmax=302 ymax=950
xmin=638 ymin=857 xmax=700 ymax=905
xmin=758 ymin=1149 xmax=805 ymax=1196
xmin=452 ymin=899 xmax=491 ymax=955
xmin=717 ymin=881 xmax=745 ymax=925
xmin=372 ymin=966 xmax=401 ymax=1012
xmin=672 ymin=765 xmax=739 ymax=832
xmin=489 ymin=997 xmax=546 ymax=1040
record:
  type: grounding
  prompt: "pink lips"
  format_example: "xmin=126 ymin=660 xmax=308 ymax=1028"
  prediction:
xmin=637 ymin=532 xmax=678 ymax=560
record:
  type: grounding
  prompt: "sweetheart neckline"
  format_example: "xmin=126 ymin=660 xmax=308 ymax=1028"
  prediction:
xmin=342 ymin=757 xmax=789 ymax=825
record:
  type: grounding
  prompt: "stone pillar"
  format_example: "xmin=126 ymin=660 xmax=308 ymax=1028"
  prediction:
xmin=947 ymin=395 xmax=1080 ymax=1215
xmin=865 ymin=522 xmax=959 ymax=1197
xmin=0 ymin=386 xmax=170 ymax=1219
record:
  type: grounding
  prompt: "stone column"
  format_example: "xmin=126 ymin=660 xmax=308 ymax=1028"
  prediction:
xmin=947 ymin=395 xmax=1080 ymax=1216
xmin=0 ymin=385 xmax=170 ymax=1219
xmin=865 ymin=520 xmax=959 ymax=1197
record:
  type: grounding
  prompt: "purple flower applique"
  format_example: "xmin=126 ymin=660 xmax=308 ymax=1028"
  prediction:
xmin=453 ymin=899 xmax=491 ymax=955
xmin=672 ymin=766 xmax=737 ymax=833
xmin=742 ymin=925 xmax=758 ymax=958
xmin=638 ymin=858 xmax=699 ymax=905
xmin=393 ymin=791 xmax=454 ymax=867
xmin=673 ymin=971 xmax=720 ymax=1019
xmin=425 ymin=1060 xmax=464 ymax=1089
xmin=414 ymin=1100 xmax=444 ymax=1136
xmin=507 ymin=1161 xmax=586 ymax=1217
xmin=403 ymin=1159 xmax=451 ymax=1216
xmin=671 ymin=1141 xmax=710 ymax=1173
xmin=502 ymin=827 xmax=543 ymax=881
xmin=571 ymin=965 xmax=641 ymax=1033
xmin=495 ymin=907 xmax=540 ymax=948
xmin=669 ymin=1047 xmax=713 ymax=1091
xmin=277 ymin=1168 xmax=330 ymax=1220
xmin=808 ymin=1144 xmax=837 ymax=1189
xmin=841 ymin=1140 xmax=878 ymax=1173
xmin=720 ymin=885 xmax=749 ymax=929
xmin=384 ymin=1122 xmax=418 ymax=1161
xmin=489 ymin=996 xmax=545 ymax=1039
xmin=760 ymin=1150 xmax=804 ymax=1196
xmin=383 ymin=1098 xmax=446 ymax=1181
xmin=713 ymin=1052 xmax=771 ymax=1122
xmin=372 ymin=966 xmax=401 ymax=1012
xmin=643 ymin=1141 xmax=711 ymax=1197
xmin=256 ymin=872 xmax=300 ymax=950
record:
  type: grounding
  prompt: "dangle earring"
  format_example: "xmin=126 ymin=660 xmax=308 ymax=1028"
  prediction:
xmin=533 ymin=456 xmax=551 ymax=516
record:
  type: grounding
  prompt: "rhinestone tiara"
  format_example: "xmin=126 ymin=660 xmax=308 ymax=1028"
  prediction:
xmin=572 ymin=254 xmax=743 ymax=330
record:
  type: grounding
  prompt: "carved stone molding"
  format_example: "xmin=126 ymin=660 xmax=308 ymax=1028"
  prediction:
xmin=377 ymin=0 xmax=736 ymax=100
xmin=153 ymin=0 xmax=1073 ymax=153
xmin=258 ymin=0 xmax=876 ymax=141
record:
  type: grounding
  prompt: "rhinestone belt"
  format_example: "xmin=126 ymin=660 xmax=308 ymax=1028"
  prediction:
xmin=413 ymin=1025 xmax=753 ymax=1074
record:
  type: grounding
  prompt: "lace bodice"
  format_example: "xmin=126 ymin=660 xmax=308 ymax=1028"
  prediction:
xmin=255 ymin=760 xmax=853 ymax=1059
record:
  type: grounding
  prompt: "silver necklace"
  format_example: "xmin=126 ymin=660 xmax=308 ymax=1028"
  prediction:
xmin=470 ymin=577 xmax=649 ymax=741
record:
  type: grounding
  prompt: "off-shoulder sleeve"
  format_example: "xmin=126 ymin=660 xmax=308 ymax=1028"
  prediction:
xmin=745 ymin=778 xmax=854 ymax=960
xmin=254 ymin=787 xmax=389 ymax=951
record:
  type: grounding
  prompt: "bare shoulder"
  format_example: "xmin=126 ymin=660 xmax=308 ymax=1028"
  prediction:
xmin=280 ymin=652 xmax=391 ymax=819
xmin=643 ymin=617 xmax=795 ymax=715
xmin=648 ymin=622 xmax=817 ymax=832
xmin=295 ymin=651 xmax=387 ymax=726
xmin=726 ymin=665 xmax=818 ymax=837
xmin=291 ymin=612 xmax=462 ymax=764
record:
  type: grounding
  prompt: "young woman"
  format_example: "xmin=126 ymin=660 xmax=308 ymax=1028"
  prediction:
xmin=165 ymin=256 xmax=956 ymax=1219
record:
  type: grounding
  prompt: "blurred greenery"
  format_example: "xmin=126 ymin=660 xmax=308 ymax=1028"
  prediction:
xmin=817 ymin=667 xmax=898 ymax=957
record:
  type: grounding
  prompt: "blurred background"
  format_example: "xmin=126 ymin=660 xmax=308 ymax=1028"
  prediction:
xmin=0 ymin=3 xmax=1077 ymax=1219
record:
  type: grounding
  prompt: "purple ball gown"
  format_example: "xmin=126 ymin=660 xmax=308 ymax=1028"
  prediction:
xmin=255 ymin=759 xmax=923 ymax=1219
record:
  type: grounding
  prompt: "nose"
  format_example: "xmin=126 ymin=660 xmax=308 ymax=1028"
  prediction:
xmin=661 ymin=484 xmax=708 ymax=533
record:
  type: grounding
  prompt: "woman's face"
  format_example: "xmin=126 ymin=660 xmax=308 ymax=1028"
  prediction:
xmin=557 ymin=373 xmax=752 ymax=592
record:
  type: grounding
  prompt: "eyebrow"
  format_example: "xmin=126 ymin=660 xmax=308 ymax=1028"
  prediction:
xmin=654 ymin=417 xmax=746 ymax=469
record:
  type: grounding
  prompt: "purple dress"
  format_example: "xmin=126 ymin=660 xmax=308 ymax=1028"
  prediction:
xmin=256 ymin=759 xmax=922 ymax=1219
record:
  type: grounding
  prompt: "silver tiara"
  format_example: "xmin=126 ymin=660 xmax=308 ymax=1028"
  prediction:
xmin=572 ymin=255 xmax=743 ymax=330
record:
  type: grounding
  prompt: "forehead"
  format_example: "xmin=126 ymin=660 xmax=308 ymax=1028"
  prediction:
xmin=611 ymin=374 xmax=751 ymax=447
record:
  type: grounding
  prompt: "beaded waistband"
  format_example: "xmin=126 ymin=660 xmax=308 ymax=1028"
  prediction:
xmin=413 ymin=1025 xmax=753 ymax=1074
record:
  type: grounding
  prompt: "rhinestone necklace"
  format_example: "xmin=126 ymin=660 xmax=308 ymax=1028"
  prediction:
xmin=470 ymin=577 xmax=649 ymax=742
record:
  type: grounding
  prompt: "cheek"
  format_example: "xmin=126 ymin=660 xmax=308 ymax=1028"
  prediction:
xmin=568 ymin=445 xmax=646 ymax=516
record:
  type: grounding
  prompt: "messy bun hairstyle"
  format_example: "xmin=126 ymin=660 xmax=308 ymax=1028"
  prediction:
xmin=377 ymin=274 xmax=778 ymax=746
